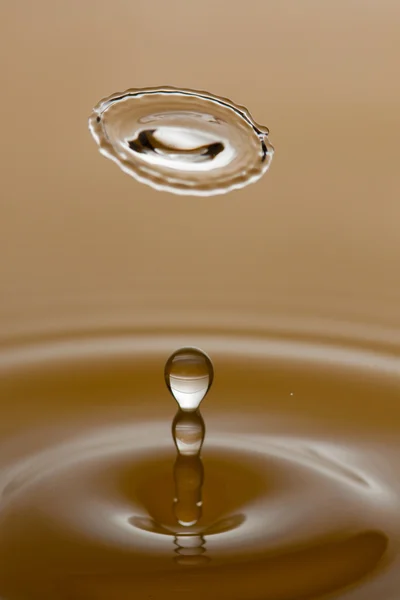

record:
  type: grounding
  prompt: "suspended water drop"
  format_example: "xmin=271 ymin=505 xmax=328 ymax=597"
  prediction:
xmin=172 ymin=409 xmax=205 ymax=456
xmin=88 ymin=86 xmax=274 ymax=196
xmin=164 ymin=347 xmax=214 ymax=411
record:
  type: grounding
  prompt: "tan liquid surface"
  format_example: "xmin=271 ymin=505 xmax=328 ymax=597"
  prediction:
xmin=1 ymin=329 xmax=400 ymax=599
xmin=2 ymin=1 xmax=400 ymax=599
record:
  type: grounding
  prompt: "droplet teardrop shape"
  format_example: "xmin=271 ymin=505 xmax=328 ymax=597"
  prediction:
xmin=164 ymin=347 xmax=214 ymax=411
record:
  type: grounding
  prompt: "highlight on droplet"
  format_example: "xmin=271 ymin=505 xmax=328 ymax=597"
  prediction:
xmin=88 ymin=86 xmax=274 ymax=196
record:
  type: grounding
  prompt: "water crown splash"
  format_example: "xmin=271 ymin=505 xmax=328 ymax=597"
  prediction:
xmin=88 ymin=87 xmax=274 ymax=196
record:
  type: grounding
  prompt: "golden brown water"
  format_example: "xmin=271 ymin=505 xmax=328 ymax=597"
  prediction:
xmin=2 ymin=2 xmax=400 ymax=599
xmin=1 ymin=328 xmax=400 ymax=599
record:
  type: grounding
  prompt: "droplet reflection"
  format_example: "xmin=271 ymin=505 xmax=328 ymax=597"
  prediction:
xmin=172 ymin=410 xmax=205 ymax=527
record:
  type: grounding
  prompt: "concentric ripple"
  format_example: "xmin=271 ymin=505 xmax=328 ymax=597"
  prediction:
xmin=0 ymin=330 xmax=399 ymax=599
xmin=88 ymin=87 xmax=274 ymax=195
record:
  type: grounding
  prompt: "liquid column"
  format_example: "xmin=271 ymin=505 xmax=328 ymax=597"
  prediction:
xmin=165 ymin=347 xmax=214 ymax=565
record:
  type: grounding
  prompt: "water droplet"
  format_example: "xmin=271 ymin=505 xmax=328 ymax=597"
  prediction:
xmin=88 ymin=86 xmax=274 ymax=196
xmin=172 ymin=409 xmax=205 ymax=456
xmin=164 ymin=347 xmax=214 ymax=411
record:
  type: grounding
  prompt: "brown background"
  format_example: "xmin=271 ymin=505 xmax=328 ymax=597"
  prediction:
xmin=1 ymin=0 xmax=400 ymax=338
